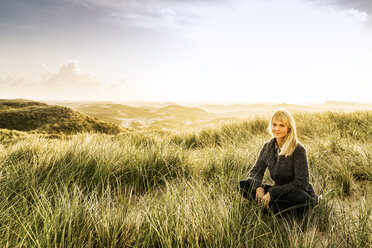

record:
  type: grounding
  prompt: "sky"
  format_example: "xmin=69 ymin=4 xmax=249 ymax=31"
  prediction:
xmin=1 ymin=0 xmax=372 ymax=103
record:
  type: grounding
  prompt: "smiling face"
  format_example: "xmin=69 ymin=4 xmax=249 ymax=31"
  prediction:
xmin=269 ymin=109 xmax=298 ymax=155
xmin=271 ymin=118 xmax=290 ymax=140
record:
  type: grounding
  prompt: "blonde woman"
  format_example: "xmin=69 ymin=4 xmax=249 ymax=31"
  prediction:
xmin=238 ymin=109 xmax=318 ymax=215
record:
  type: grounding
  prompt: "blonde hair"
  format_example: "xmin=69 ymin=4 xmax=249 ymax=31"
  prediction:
xmin=268 ymin=109 xmax=298 ymax=157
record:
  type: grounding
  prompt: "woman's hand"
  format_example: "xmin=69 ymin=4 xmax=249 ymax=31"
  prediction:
xmin=261 ymin=192 xmax=271 ymax=208
xmin=255 ymin=187 xmax=265 ymax=203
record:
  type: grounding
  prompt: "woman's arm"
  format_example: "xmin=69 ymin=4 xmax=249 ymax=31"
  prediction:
xmin=247 ymin=144 xmax=268 ymax=190
xmin=268 ymin=144 xmax=310 ymax=200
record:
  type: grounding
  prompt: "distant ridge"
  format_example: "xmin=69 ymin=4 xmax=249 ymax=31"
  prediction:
xmin=42 ymin=100 xmax=372 ymax=130
xmin=0 ymin=99 xmax=122 ymax=134
xmin=324 ymin=101 xmax=372 ymax=106
xmin=155 ymin=105 xmax=216 ymax=119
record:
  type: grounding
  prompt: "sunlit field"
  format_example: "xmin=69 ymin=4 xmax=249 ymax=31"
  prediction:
xmin=0 ymin=111 xmax=371 ymax=247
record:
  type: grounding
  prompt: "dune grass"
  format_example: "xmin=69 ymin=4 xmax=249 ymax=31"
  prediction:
xmin=0 ymin=111 xmax=371 ymax=247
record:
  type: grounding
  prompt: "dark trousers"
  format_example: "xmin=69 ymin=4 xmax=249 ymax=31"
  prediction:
xmin=238 ymin=179 xmax=314 ymax=215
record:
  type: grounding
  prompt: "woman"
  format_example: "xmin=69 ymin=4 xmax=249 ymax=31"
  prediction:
xmin=238 ymin=109 xmax=318 ymax=215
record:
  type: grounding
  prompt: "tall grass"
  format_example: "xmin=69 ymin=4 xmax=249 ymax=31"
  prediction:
xmin=0 ymin=111 xmax=371 ymax=247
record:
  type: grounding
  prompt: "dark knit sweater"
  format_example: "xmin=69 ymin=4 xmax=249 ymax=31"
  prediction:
xmin=247 ymin=138 xmax=317 ymax=201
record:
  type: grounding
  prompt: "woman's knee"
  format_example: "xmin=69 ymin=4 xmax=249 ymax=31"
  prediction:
xmin=237 ymin=179 xmax=254 ymax=191
xmin=237 ymin=179 xmax=256 ymax=200
xmin=282 ymin=189 xmax=312 ymax=205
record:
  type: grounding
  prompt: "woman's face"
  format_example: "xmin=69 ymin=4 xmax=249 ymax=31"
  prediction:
xmin=271 ymin=118 xmax=290 ymax=140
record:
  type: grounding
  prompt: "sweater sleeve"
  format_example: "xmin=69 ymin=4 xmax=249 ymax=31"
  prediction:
xmin=268 ymin=145 xmax=310 ymax=200
xmin=246 ymin=144 xmax=268 ymax=190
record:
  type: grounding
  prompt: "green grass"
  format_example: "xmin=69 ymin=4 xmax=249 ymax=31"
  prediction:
xmin=0 ymin=111 xmax=371 ymax=247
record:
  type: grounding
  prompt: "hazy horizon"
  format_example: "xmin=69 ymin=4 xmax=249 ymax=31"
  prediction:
xmin=3 ymin=97 xmax=372 ymax=106
xmin=1 ymin=0 xmax=372 ymax=103
xmin=6 ymin=98 xmax=368 ymax=109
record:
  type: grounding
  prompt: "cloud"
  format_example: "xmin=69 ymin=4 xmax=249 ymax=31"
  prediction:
xmin=0 ymin=62 xmax=124 ymax=101
xmin=3 ymin=0 xmax=370 ymax=32
xmin=66 ymin=0 xmax=228 ymax=30
xmin=0 ymin=0 xmax=222 ymax=33
xmin=45 ymin=63 xmax=100 ymax=89
xmin=71 ymin=0 xmax=372 ymax=30
xmin=0 ymin=0 xmax=231 ymax=37
xmin=309 ymin=0 xmax=371 ymax=24
xmin=328 ymin=0 xmax=372 ymax=14
xmin=344 ymin=8 xmax=368 ymax=22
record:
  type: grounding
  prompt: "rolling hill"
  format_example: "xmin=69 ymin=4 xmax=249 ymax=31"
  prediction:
xmin=53 ymin=102 xmax=218 ymax=129
xmin=0 ymin=99 xmax=122 ymax=134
